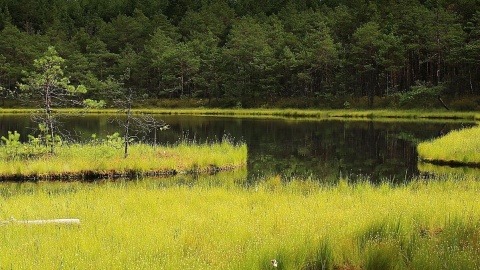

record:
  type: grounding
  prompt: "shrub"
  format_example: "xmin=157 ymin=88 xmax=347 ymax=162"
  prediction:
xmin=397 ymin=82 xmax=446 ymax=109
xmin=0 ymin=131 xmax=22 ymax=160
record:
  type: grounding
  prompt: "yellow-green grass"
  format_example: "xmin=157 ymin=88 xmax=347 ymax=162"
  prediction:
xmin=2 ymin=108 xmax=480 ymax=122
xmin=418 ymin=125 xmax=480 ymax=166
xmin=0 ymin=141 xmax=247 ymax=180
xmin=1 ymin=174 xmax=480 ymax=269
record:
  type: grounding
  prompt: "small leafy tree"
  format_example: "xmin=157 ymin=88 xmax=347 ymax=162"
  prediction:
xmin=18 ymin=46 xmax=88 ymax=153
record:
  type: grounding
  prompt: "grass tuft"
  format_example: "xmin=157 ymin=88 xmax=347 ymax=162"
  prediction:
xmin=418 ymin=125 xmax=480 ymax=166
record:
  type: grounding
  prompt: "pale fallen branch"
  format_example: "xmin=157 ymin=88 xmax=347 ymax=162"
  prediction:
xmin=0 ymin=217 xmax=80 ymax=225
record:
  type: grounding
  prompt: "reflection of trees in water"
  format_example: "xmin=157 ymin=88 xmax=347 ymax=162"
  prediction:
xmin=246 ymin=120 xmax=469 ymax=183
xmin=0 ymin=115 xmax=469 ymax=183
xmin=418 ymin=162 xmax=480 ymax=176
xmin=0 ymin=115 xmax=35 ymax=139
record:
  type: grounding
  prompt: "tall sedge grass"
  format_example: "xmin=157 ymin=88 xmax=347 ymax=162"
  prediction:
xmin=0 ymin=140 xmax=247 ymax=180
xmin=418 ymin=125 xmax=480 ymax=165
xmin=1 ymin=174 xmax=480 ymax=269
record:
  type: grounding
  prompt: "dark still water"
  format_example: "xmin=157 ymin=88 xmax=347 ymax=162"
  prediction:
xmin=0 ymin=114 xmax=475 ymax=182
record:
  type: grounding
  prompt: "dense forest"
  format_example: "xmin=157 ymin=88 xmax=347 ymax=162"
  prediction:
xmin=0 ymin=0 xmax=479 ymax=108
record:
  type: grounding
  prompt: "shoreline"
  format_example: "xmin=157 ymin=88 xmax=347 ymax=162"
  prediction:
xmin=0 ymin=163 xmax=247 ymax=182
xmin=1 ymin=108 xmax=479 ymax=122
xmin=0 ymin=142 xmax=248 ymax=182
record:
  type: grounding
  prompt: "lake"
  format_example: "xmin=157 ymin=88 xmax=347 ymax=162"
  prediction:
xmin=0 ymin=114 xmax=476 ymax=183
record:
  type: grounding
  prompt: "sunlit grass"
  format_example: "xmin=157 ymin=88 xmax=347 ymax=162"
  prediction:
xmin=1 ymin=174 xmax=480 ymax=269
xmin=0 ymin=140 xmax=247 ymax=180
xmin=2 ymin=108 xmax=480 ymax=122
xmin=418 ymin=125 xmax=480 ymax=165
xmin=68 ymin=108 xmax=480 ymax=122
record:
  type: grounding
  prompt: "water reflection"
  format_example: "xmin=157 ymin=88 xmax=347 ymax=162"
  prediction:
xmin=418 ymin=162 xmax=480 ymax=176
xmin=0 ymin=169 xmax=248 ymax=197
xmin=0 ymin=114 xmax=475 ymax=183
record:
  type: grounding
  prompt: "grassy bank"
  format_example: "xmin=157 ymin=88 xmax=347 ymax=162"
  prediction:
xmin=417 ymin=125 xmax=480 ymax=166
xmin=2 ymin=108 xmax=480 ymax=122
xmin=1 ymin=174 xmax=480 ymax=269
xmin=0 ymin=140 xmax=247 ymax=180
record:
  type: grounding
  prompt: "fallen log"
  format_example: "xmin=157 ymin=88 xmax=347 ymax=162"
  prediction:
xmin=1 ymin=217 xmax=80 ymax=225
xmin=437 ymin=95 xmax=450 ymax=110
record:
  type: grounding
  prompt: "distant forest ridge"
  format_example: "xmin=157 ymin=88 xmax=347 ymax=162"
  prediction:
xmin=0 ymin=0 xmax=479 ymax=107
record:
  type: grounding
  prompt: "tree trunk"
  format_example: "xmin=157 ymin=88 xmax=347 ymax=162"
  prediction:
xmin=45 ymin=85 xmax=55 ymax=154
xmin=124 ymin=99 xmax=132 ymax=158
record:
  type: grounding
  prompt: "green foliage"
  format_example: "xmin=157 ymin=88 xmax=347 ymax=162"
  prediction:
xmin=83 ymin=98 xmax=106 ymax=108
xmin=19 ymin=46 xmax=88 ymax=96
xmin=0 ymin=130 xmax=21 ymax=159
xmin=18 ymin=46 xmax=90 ymax=153
xmin=398 ymin=83 xmax=446 ymax=108
xmin=105 ymin=132 xmax=124 ymax=148
xmin=0 ymin=130 xmax=51 ymax=160
xmin=0 ymin=0 xmax=479 ymax=106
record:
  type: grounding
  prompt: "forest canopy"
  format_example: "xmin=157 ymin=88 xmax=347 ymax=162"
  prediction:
xmin=0 ymin=0 xmax=479 ymax=108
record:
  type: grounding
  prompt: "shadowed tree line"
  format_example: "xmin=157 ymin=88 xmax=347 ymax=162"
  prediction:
xmin=0 ymin=0 xmax=479 ymax=108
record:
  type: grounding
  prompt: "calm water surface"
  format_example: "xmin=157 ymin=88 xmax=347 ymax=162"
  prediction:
xmin=0 ymin=114 xmax=476 ymax=183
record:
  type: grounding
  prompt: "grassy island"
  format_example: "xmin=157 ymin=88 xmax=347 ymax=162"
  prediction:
xmin=417 ymin=125 xmax=480 ymax=166
xmin=0 ymin=140 xmax=247 ymax=181
xmin=1 ymin=175 xmax=480 ymax=269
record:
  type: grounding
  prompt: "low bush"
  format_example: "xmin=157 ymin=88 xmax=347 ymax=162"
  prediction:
xmin=397 ymin=83 xmax=445 ymax=108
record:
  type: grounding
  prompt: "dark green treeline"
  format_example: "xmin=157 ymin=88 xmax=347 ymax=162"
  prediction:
xmin=0 ymin=0 xmax=479 ymax=107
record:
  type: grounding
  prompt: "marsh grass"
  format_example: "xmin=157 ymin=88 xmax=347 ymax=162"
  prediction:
xmin=72 ymin=108 xmax=480 ymax=122
xmin=2 ymin=108 xmax=480 ymax=122
xmin=0 ymin=139 xmax=247 ymax=180
xmin=1 ymin=174 xmax=480 ymax=269
xmin=418 ymin=125 xmax=480 ymax=166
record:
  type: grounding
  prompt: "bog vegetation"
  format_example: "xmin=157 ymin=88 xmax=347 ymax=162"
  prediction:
xmin=1 ymin=174 xmax=480 ymax=269
xmin=0 ymin=0 xmax=479 ymax=109
xmin=417 ymin=125 xmax=480 ymax=166
xmin=0 ymin=131 xmax=247 ymax=180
